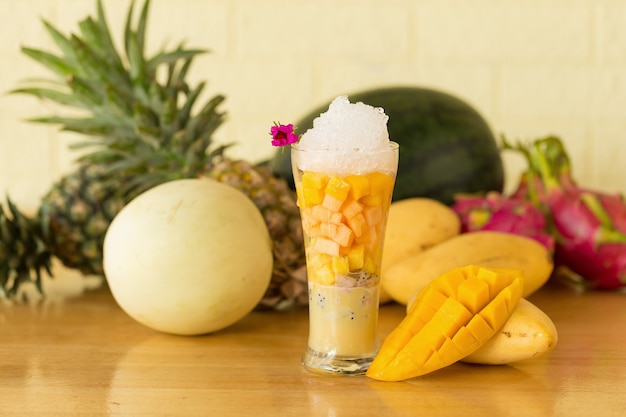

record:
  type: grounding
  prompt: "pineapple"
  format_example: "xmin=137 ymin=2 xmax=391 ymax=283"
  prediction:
xmin=39 ymin=164 xmax=132 ymax=276
xmin=0 ymin=199 xmax=52 ymax=299
xmin=5 ymin=0 xmax=307 ymax=309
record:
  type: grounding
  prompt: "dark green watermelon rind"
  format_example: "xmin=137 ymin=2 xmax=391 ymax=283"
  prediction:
xmin=268 ymin=86 xmax=504 ymax=206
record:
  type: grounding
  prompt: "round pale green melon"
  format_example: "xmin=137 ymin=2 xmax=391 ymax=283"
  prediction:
xmin=103 ymin=178 xmax=273 ymax=335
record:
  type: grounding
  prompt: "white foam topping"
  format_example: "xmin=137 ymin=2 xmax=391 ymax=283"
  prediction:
xmin=294 ymin=96 xmax=397 ymax=175
xmin=298 ymin=96 xmax=389 ymax=151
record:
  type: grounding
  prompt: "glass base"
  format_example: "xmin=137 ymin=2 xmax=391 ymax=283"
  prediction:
xmin=302 ymin=346 xmax=375 ymax=376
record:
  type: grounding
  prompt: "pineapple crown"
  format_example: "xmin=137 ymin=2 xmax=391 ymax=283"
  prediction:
xmin=0 ymin=198 xmax=52 ymax=299
xmin=12 ymin=0 xmax=229 ymax=194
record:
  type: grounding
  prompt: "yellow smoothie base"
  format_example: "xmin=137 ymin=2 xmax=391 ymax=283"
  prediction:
xmin=303 ymin=281 xmax=380 ymax=375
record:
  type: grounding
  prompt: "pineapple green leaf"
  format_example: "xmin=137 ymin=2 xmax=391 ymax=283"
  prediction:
xmin=69 ymin=34 xmax=106 ymax=80
xmin=124 ymin=0 xmax=151 ymax=94
xmin=28 ymin=116 xmax=132 ymax=138
xmin=171 ymin=51 xmax=195 ymax=85
xmin=174 ymin=81 xmax=206 ymax=128
xmin=11 ymin=87 xmax=87 ymax=109
xmin=19 ymin=47 xmax=74 ymax=77
xmin=104 ymin=83 xmax=135 ymax=116
xmin=186 ymin=94 xmax=227 ymax=142
xmin=123 ymin=0 xmax=137 ymax=60
xmin=78 ymin=17 xmax=112 ymax=59
xmin=133 ymin=101 xmax=160 ymax=133
xmin=147 ymin=48 xmax=207 ymax=72
xmin=95 ymin=0 xmax=124 ymax=67
xmin=69 ymin=33 xmax=128 ymax=88
xmin=126 ymin=32 xmax=149 ymax=92
xmin=41 ymin=19 xmax=80 ymax=69
xmin=135 ymin=0 xmax=151 ymax=60
xmin=0 ymin=197 xmax=52 ymax=300
xmin=67 ymin=76 xmax=104 ymax=106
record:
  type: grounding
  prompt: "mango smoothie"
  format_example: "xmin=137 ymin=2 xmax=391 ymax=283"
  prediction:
xmin=291 ymin=96 xmax=398 ymax=375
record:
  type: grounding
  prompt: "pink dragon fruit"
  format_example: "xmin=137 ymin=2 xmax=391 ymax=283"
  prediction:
xmin=452 ymin=191 xmax=555 ymax=252
xmin=504 ymin=135 xmax=626 ymax=290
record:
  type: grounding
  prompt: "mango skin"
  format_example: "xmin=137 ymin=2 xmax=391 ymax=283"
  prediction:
xmin=461 ymin=298 xmax=558 ymax=365
xmin=385 ymin=231 xmax=554 ymax=305
xmin=380 ymin=198 xmax=461 ymax=303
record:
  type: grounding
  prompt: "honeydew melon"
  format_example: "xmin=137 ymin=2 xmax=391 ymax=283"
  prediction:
xmin=103 ymin=178 xmax=273 ymax=336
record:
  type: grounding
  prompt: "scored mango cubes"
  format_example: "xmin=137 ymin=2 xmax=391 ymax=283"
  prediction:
xmin=366 ymin=265 xmax=523 ymax=381
xmin=296 ymin=170 xmax=395 ymax=285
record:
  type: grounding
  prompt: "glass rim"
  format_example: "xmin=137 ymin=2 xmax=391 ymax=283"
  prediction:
xmin=291 ymin=141 xmax=399 ymax=153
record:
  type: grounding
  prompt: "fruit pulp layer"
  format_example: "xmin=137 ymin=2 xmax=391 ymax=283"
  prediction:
xmin=295 ymin=170 xmax=395 ymax=286
xmin=307 ymin=281 xmax=379 ymax=357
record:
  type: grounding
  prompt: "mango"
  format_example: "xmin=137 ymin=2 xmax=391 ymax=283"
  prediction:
xmin=384 ymin=231 xmax=554 ymax=305
xmin=380 ymin=198 xmax=461 ymax=303
xmin=366 ymin=265 xmax=523 ymax=381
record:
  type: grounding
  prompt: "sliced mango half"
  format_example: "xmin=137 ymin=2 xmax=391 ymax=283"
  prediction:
xmin=366 ymin=265 xmax=523 ymax=381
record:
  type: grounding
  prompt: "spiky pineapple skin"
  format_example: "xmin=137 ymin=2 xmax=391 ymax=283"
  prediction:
xmin=39 ymin=164 xmax=131 ymax=276
xmin=206 ymin=158 xmax=308 ymax=309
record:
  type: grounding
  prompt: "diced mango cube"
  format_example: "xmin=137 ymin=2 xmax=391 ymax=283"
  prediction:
xmin=363 ymin=254 xmax=378 ymax=274
xmin=433 ymin=338 xmax=465 ymax=365
xmin=333 ymin=223 xmax=354 ymax=248
xmin=324 ymin=175 xmax=351 ymax=201
xmin=475 ymin=267 xmax=502 ymax=297
xmin=310 ymin=205 xmax=342 ymax=224
xmin=312 ymin=237 xmax=340 ymax=256
xmin=319 ymin=222 xmax=338 ymax=239
xmin=397 ymin=341 xmax=434 ymax=368
xmin=308 ymin=224 xmax=322 ymax=238
xmin=436 ymin=297 xmax=473 ymax=337
xmin=322 ymin=194 xmax=344 ymax=212
xmin=341 ymin=198 xmax=364 ymax=219
xmin=361 ymin=193 xmax=383 ymax=207
xmin=414 ymin=319 xmax=446 ymax=352
xmin=431 ymin=267 xmax=466 ymax=298
xmin=466 ymin=314 xmax=493 ymax=343
xmin=345 ymin=174 xmax=370 ymax=200
xmin=408 ymin=286 xmax=447 ymax=315
xmin=308 ymin=253 xmax=332 ymax=270
xmin=310 ymin=265 xmax=335 ymax=285
xmin=355 ymin=223 xmax=377 ymax=244
xmin=362 ymin=172 xmax=394 ymax=207
xmin=367 ymin=171 xmax=395 ymax=195
xmin=332 ymin=256 xmax=350 ymax=275
xmin=300 ymin=208 xmax=319 ymax=229
xmin=363 ymin=205 xmax=383 ymax=226
xmin=302 ymin=187 xmax=325 ymax=207
xmin=457 ymin=276 xmax=491 ymax=314
xmin=302 ymin=171 xmax=328 ymax=191
xmin=346 ymin=213 xmax=367 ymax=237
xmin=451 ymin=326 xmax=480 ymax=353
xmin=295 ymin=182 xmax=305 ymax=208
xmin=347 ymin=244 xmax=365 ymax=270
xmin=480 ymin=288 xmax=512 ymax=330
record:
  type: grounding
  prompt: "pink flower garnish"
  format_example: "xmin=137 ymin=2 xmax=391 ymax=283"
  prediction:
xmin=270 ymin=123 xmax=299 ymax=147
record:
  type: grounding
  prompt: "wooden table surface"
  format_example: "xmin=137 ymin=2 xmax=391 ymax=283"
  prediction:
xmin=1 ymin=278 xmax=625 ymax=417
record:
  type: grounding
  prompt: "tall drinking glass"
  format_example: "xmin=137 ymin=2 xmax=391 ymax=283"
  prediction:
xmin=292 ymin=142 xmax=399 ymax=375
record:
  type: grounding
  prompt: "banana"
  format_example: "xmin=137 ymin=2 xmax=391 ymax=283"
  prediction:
xmin=384 ymin=231 xmax=554 ymax=305
xmin=380 ymin=198 xmax=461 ymax=303
xmin=461 ymin=298 xmax=558 ymax=364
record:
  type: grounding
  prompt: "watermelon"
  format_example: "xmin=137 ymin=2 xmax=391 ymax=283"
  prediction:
xmin=268 ymin=86 xmax=504 ymax=205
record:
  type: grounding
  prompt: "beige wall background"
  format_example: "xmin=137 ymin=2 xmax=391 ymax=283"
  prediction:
xmin=1 ymin=0 xmax=625 ymax=212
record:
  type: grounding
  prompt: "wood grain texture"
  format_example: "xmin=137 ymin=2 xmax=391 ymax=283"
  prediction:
xmin=1 ymin=280 xmax=625 ymax=417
